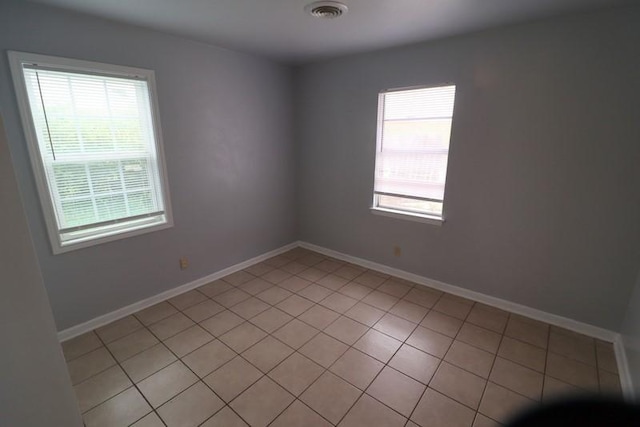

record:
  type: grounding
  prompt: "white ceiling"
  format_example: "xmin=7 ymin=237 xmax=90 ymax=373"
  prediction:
xmin=27 ymin=0 xmax=632 ymax=63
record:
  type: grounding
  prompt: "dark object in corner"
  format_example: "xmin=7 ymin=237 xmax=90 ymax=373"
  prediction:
xmin=507 ymin=397 xmax=640 ymax=426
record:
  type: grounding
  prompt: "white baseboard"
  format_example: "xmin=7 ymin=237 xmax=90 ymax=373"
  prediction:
xmin=57 ymin=242 xmax=298 ymax=342
xmin=58 ymin=238 xmax=634 ymax=400
xmin=300 ymin=241 xmax=640 ymax=399
xmin=299 ymin=241 xmax=618 ymax=342
xmin=614 ymin=335 xmax=636 ymax=401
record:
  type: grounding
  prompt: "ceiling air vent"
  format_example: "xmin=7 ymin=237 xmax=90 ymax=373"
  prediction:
xmin=305 ymin=1 xmax=348 ymax=19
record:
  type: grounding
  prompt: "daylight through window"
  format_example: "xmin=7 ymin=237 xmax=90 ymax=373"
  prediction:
xmin=10 ymin=52 xmax=172 ymax=253
xmin=373 ymin=85 xmax=456 ymax=220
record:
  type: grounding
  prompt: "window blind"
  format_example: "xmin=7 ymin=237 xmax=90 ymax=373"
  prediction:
xmin=374 ymin=85 xmax=456 ymax=205
xmin=21 ymin=66 xmax=166 ymax=242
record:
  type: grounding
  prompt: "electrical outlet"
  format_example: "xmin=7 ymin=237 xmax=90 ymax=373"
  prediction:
xmin=393 ymin=246 xmax=401 ymax=257
xmin=179 ymin=257 xmax=189 ymax=270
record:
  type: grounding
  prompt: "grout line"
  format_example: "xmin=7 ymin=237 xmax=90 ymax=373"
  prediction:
xmin=259 ymin=256 xmax=412 ymax=424
xmin=540 ymin=316 xmax=552 ymax=406
xmin=473 ymin=310 xmax=508 ymax=425
xmin=300 ymin=243 xmax=619 ymax=343
xmin=67 ymin=347 xmax=119 ymax=387
xmin=218 ymin=260 xmax=438 ymax=424
xmin=68 ymin=247 xmax=617 ymax=427
xmin=594 ymin=332 xmax=603 ymax=394
xmin=71 ymin=300 xmax=574 ymax=413
xmin=62 ymin=340 xmax=105 ymax=363
xmin=402 ymin=291 xmax=453 ymax=425
xmin=194 ymin=251 xmax=328 ymax=426
xmin=283 ymin=249 xmax=612 ymax=418
xmin=365 ymin=293 xmax=451 ymax=421
xmin=92 ymin=331 xmax=169 ymax=427
xmin=141 ymin=281 xmax=259 ymax=426
xmin=113 ymin=273 xmax=262 ymax=425
xmin=330 ymin=322 xmax=416 ymax=424
xmin=258 ymin=253 xmax=349 ymax=426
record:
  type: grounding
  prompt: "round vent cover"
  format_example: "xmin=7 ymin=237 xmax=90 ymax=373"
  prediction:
xmin=305 ymin=1 xmax=348 ymax=19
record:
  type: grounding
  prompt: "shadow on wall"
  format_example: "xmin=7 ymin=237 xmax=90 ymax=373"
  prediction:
xmin=0 ymin=116 xmax=83 ymax=426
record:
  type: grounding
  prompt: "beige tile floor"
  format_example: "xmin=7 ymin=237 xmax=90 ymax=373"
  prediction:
xmin=62 ymin=248 xmax=622 ymax=427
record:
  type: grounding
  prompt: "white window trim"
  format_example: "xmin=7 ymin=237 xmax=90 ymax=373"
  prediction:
xmin=8 ymin=51 xmax=174 ymax=254
xmin=370 ymin=206 xmax=444 ymax=226
xmin=371 ymin=83 xmax=455 ymax=225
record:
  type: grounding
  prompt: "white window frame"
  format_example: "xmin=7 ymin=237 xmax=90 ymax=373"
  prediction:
xmin=371 ymin=84 xmax=456 ymax=226
xmin=9 ymin=51 xmax=173 ymax=254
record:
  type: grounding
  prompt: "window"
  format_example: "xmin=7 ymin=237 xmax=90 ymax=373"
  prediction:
xmin=9 ymin=52 xmax=172 ymax=253
xmin=372 ymin=84 xmax=456 ymax=223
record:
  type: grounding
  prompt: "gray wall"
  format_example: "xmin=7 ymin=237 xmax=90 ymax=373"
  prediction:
xmin=3 ymin=0 xmax=639 ymax=335
xmin=294 ymin=6 xmax=640 ymax=331
xmin=0 ymin=1 xmax=296 ymax=330
xmin=0 ymin=116 xmax=83 ymax=426
xmin=621 ymin=270 xmax=640 ymax=395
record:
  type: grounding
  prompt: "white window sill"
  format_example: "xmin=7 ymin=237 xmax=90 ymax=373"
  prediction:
xmin=370 ymin=207 xmax=444 ymax=226
xmin=55 ymin=219 xmax=173 ymax=254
